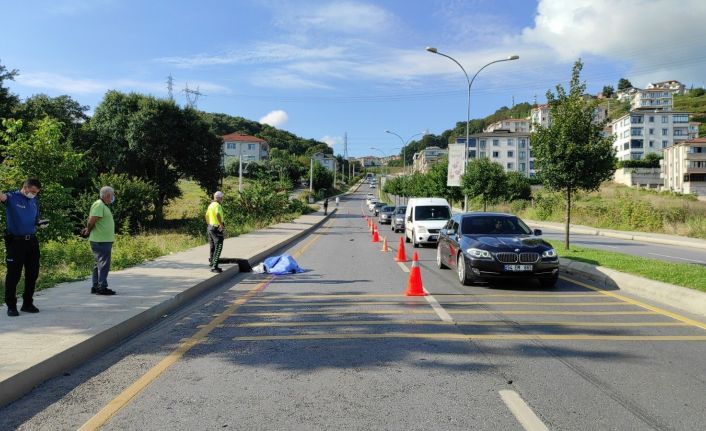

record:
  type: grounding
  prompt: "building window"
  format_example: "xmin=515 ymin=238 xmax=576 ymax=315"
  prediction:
xmin=519 ymin=151 xmax=526 ymax=159
xmin=507 ymin=162 xmax=514 ymax=170
xmin=662 ymin=115 xmax=668 ymax=123
xmin=630 ymin=152 xmax=643 ymax=160
xmin=507 ymin=139 xmax=514 ymax=146
xmin=479 ymin=151 xmax=486 ymax=158
xmin=529 ymin=160 xmax=534 ymax=170
xmin=688 ymin=146 xmax=705 ymax=153
xmin=507 ymin=151 xmax=514 ymax=158
xmin=623 ymin=142 xmax=629 ymax=150
xmin=226 ymin=143 xmax=236 ymax=150
xmin=519 ymin=139 xmax=526 ymax=148
xmin=492 ymin=151 xmax=499 ymax=158
xmin=662 ymin=140 xmax=669 ymax=148
xmin=479 ymin=140 xmax=486 ymax=149
xmin=649 ymin=116 xmax=655 ymax=122
xmin=674 ymin=129 xmax=685 ymax=136
xmin=649 ymin=128 xmax=654 ymax=135
xmin=519 ymin=162 xmax=526 ymax=171
xmin=662 ymin=128 xmax=668 ymax=136
xmin=631 ymin=139 xmax=643 ymax=149
xmin=631 ymin=115 xmax=643 ymax=123
xmin=469 ymin=150 xmax=477 ymax=158
xmin=674 ymin=114 xmax=688 ymax=123
xmin=631 ymin=128 xmax=643 ymax=136
xmin=248 ymin=144 xmax=256 ymax=150
xmin=493 ymin=139 xmax=499 ymax=146
xmin=649 ymin=140 xmax=654 ymax=148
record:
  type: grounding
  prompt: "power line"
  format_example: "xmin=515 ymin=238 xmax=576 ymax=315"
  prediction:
xmin=183 ymin=82 xmax=204 ymax=108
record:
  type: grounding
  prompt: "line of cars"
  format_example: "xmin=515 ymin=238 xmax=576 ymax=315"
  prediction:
xmin=365 ymin=193 xmax=559 ymax=288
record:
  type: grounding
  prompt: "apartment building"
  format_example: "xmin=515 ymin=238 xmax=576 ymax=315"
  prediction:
xmin=610 ymin=111 xmax=693 ymax=160
xmin=222 ymin=133 xmax=268 ymax=165
xmin=483 ymin=118 xmax=530 ymax=133
xmin=356 ymin=156 xmax=381 ymax=167
xmin=530 ymin=104 xmax=551 ymax=129
xmin=412 ymin=146 xmax=448 ymax=173
xmin=312 ymin=152 xmax=337 ymax=172
xmin=632 ymin=88 xmax=676 ymax=111
xmin=660 ymin=137 xmax=706 ymax=196
xmin=466 ymin=130 xmax=534 ymax=177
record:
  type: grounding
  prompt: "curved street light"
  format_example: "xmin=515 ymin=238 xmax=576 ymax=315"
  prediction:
xmin=425 ymin=47 xmax=519 ymax=209
xmin=385 ymin=130 xmax=425 ymax=175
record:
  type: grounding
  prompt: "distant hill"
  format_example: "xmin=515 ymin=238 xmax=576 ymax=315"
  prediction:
xmin=674 ymin=93 xmax=706 ymax=136
xmin=199 ymin=111 xmax=332 ymax=157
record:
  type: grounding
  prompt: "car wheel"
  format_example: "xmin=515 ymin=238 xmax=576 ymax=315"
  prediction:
xmin=412 ymin=230 xmax=419 ymax=248
xmin=540 ymin=276 xmax=558 ymax=289
xmin=436 ymin=247 xmax=448 ymax=269
xmin=457 ymin=254 xmax=472 ymax=286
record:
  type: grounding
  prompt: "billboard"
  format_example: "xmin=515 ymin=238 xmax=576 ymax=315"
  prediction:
xmin=447 ymin=143 xmax=466 ymax=187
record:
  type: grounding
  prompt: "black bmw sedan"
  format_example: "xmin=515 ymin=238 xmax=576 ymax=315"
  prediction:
xmin=436 ymin=212 xmax=559 ymax=287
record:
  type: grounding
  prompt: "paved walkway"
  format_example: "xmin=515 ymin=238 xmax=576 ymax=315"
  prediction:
xmin=0 ymin=209 xmax=333 ymax=407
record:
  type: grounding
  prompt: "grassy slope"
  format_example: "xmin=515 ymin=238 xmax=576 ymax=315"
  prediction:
xmin=674 ymin=93 xmax=706 ymax=136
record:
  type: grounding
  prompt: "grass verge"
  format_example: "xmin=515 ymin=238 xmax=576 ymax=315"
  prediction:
xmin=550 ymin=240 xmax=706 ymax=293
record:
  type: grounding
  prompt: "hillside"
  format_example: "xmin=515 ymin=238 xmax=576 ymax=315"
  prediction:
xmin=674 ymin=93 xmax=706 ymax=136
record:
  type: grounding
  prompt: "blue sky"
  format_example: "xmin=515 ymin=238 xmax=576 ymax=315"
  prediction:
xmin=3 ymin=0 xmax=706 ymax=157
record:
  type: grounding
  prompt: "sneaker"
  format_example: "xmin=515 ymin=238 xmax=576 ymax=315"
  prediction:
xmin=95 ymin=287 xmax=116 ymax=295
xmin=91 ymin=286 xmax=98 ymax=294
xmin=7 ymin=307 xmax=19 ymax=317
xmin=20 ymin=304 xmax=39 ymax=313
xmin=210 ymin=267 xmax=223 ymax=273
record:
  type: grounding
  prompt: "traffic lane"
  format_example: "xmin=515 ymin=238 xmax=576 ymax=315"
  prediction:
xmin=94 ymin=198 xmax=525 ymax=430
xmin=410 ymin=240 xmax=706 ymax=430
xmin=540 ymin=229 xmax=706 ymax=265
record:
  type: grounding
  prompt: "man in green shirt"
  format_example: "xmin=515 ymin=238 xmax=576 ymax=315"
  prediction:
xmin=205 ymin=191 xmax=225 ymax=273
xmin=81 ymin=186 xmax=116 ymax=295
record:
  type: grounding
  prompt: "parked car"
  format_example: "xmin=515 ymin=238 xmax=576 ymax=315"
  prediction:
xmin=436 ymin=212 xmax=559 ymax=288
xmin=367 ymin=199 xmax=379 ymax=211
xmin=391 ymin=205 xmax=407 ymax=232
xmin=373 ymin=201 xmax=387 ymax=216
xmin=404 ymin=198 xmax=451 ymax=248
xmin=378 ymin=205 xmax=395 ymax=224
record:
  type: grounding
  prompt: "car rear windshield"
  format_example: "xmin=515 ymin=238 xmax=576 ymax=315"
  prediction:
xmin=414 ymin=205 xmax=450 ymax=221
xmin=395 ymin=206 xmax=406 ymax=214
xmin=461 ymin=216 xmax=532 ymax=235
xmin=382 ymin=206 xmax=394 ymax=212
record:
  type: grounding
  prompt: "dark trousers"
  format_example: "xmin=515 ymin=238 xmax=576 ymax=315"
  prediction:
xmin=90 ymin=241 xmax=113 ymax=289
xmin=208 ymin=226 xmax=224 ymax=268
xmin=4 ymin=235 xmax=40 ymax=308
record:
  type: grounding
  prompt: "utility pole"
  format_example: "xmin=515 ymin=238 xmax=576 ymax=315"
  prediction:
xmin=183 ymin=83 xmax=204 ymax=108
xmin=166 ymin=74 xmax=174 ymax=101
xmin=309 ymin=158 xmax=314 ymax=193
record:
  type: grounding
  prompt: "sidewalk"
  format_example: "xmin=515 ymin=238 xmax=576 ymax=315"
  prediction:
xmin=0 ymin=209 xmax=334 ymax=407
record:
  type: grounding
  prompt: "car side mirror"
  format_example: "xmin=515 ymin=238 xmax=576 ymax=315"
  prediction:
xmin=533 ymin=229 xmax=542 ymax=236
xmin=445 ymin=229 xmax=455 ymax=236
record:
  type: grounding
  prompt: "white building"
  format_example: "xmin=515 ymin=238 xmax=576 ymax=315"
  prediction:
xmin=466 ymin=131 xmax=534 ymax=177
xmin=483 ymin=118 xmax=530 ymax=133
xmin=660 ymin=137 xmax=706 ymax=196
xmin=312 ymin=152 xmax=337 ymax=172
xmin=222 ymin=133 xmax=268 ymax=165
xmin=412 ymin=146 xmax=448 ymax=173
xmin=646 ymin=80 xmax=685 ymax=94
xmin=631 ymin=88 xmax=676 ymax=111
xmin=610 ymin=111 xmax=693 ymax=161
xmin=530 ymin=104 xmax=551 ymax=130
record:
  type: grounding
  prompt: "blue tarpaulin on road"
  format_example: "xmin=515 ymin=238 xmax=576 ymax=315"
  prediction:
xmin=263 ymin=255 xmax=305 ymax=275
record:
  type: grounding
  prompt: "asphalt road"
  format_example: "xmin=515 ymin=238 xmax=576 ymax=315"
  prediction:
xmin=2 ymin=189 xmax=705 ymax=430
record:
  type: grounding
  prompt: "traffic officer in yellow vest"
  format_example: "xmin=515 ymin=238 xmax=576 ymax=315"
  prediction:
xmin=205 ymin=191 xmax=225 ymax=273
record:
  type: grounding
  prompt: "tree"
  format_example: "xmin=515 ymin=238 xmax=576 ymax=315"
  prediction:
xmin=601 ymin=85 xmax=615 ymax=98
xmin=423 ymin=158 xmax=463 ymax=204
xmin=531 ymin=60 xmax=616 ymax=248
xmin=505 ymin=171 xmax=532 ymax=201
xmin=461 ymin=158 xmax=507 ymax=211
xmin=617 ymin=78 xmax=632 ymax=91
xmin=0 ymin=61 xmax=19 ymax=120
xmin=311 ymin=161 xmax=333 ymax=192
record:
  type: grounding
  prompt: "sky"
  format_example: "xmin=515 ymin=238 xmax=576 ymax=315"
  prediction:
xmin=3 ymin=0 xmax=706 ymax=158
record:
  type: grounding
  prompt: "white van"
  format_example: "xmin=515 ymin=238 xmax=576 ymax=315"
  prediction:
xmin=404 ymin=198 xmax=452 ymax=248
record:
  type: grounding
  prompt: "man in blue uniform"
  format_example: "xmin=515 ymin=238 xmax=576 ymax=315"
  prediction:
xmin=1 ymin=178 xmax=44 ymax=317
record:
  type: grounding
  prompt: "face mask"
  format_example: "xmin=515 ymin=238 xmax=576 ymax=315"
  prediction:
xmin=24 ymin=192 xmax=36 ymax=199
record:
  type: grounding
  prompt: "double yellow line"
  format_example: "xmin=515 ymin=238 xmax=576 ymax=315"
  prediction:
xmin=79 ymin=220 xmax=331 ymax=430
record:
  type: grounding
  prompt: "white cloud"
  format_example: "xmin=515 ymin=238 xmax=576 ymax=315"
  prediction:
xmin=320 ymin=135 xmax=343 ymax=148
xmin=259 ymin=110 xmax=289 ymax=128
xmin=16 ymin=72 xmax=230 ymax=96
xmin=273 ymin=1 xmax=394 ymax=34
xmin=250 ymin=71 xmax=332 ymax=90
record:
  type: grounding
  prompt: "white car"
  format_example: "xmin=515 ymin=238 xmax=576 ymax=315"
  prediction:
xmin=367 ymin=200 xmax=379 ymax=211
xmin=366 ymin=194 xmax=375 ymax=205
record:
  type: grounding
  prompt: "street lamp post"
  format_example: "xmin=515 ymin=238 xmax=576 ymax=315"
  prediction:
xmin=370 ymin=147 xmax=388 ymax=199
xmin=425 ymin=47 xmax=519 ymax=210
xmin=385 ymin=130 xmax=425 ymax=175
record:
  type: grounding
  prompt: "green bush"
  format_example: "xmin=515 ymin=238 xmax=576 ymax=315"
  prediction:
xmin=533 ymin=190 xmax=562 ymax=219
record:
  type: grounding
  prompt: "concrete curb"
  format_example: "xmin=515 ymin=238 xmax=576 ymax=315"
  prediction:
xmin=559 ymin=258 xmax=706 ymax=318
xmin=0 ymin=210 xmax=337 ymax=408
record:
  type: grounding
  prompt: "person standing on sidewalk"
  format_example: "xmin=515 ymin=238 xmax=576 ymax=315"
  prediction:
xmin=1 ymin=178 xmax=44 ymax=317
xmin=205 ymin=191 xmax=225 ymax=273
xmin=81 ymin=186 xmax=116 ymax=295
xmin=323 ymin=198 xmax=329 ymax=215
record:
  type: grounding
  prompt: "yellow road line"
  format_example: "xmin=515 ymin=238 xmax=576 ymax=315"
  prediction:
xmin=226 ymin=320 xmax=687 ymax=328
xmin=561 ymin=275 xmax=706 ymax=331
xmin=79 ymin=220 xmax=332 ymax=430
xmin=233 ymin=333 xmax=706 ymax=342
xmin=239 ymin=301 xmax=627 ymax=307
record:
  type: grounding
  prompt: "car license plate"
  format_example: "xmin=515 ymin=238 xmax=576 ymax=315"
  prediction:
xmin=504 ymin=264 xmax=532 ymax=272
xmin=428 ymin=235 xmax=437 ymax=241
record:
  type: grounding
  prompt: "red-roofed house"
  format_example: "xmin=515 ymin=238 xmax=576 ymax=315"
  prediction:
xmin=221 ymin=133 xmax=269 ymax=165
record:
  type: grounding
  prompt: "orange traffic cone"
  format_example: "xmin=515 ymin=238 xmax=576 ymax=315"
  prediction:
xmin=372 ymin=225 xmax=380 ymax=243
xmin=395 ymin=236 xmax=408 ymax=262
xmin=381 ymin=236 xmax=389 ymax=252
xmin=405 ymin=252 xmax=426 ymax=296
